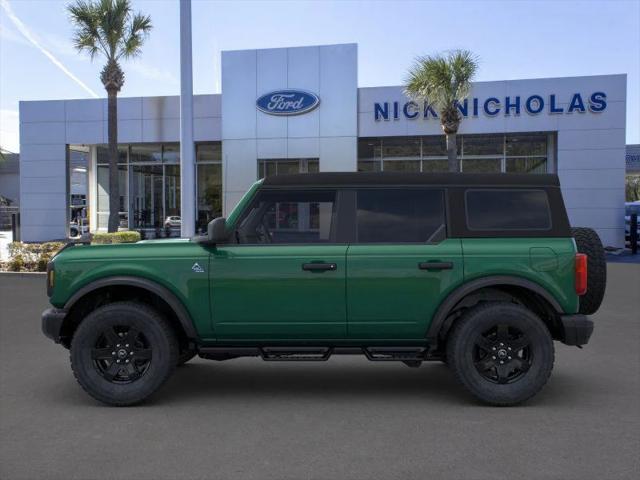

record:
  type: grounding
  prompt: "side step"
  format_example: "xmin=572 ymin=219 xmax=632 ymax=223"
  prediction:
xmin=261 ymin=347 xmax=332 ymax=361
xmin=363 ymin=347 xmax=428 ymax=362
xmin=198 ymin=346 xmax=432 ymax=362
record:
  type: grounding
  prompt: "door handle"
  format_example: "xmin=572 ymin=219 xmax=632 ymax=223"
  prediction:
xmin=418 ymin=261 xmax=453 ymax=271
xmin=302 ymin=262 xmax=337 ymax=272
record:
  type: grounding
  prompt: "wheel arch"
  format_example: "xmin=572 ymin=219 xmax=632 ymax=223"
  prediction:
xmin=60 ymin=276 xmax=198 ymax=348
xmin=426 ymin=276 xmax=564 ymax=347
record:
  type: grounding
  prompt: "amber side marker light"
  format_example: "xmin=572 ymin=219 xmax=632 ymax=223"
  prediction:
xmin=575 ymin=253 xmax=588 ymax=296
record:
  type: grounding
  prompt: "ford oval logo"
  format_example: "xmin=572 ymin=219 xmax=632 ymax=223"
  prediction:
xmin=256 ymin=90 xmax=320 ymax=116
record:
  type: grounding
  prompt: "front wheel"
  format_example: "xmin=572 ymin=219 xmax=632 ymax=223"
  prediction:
xmin=70 ymin=301 xmax=178 ymax=406
xmin=447 ymin=302 xmax=554 ymax=406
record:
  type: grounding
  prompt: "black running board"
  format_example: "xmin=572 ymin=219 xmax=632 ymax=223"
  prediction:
xmin=198 ymin=346 xmax=432 ymax=362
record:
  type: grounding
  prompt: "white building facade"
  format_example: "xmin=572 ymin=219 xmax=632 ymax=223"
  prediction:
xmin=19 ymin=43 xmax=627 ymax=246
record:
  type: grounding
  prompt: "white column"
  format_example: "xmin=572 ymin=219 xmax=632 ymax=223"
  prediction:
xmin=179 ymin=0 xmax=195 ymax=237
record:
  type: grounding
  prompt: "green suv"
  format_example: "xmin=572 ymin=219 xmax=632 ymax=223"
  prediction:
xmin=42 ymin=172 xmax=606 ymax=406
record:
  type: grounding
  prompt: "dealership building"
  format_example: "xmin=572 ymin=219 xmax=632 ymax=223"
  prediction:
xmin=18 ymin=43 xmax=627 ymax=246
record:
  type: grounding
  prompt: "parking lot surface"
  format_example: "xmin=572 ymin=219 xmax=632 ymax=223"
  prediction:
xmin=1 ymin=263 xmax=639 ymax=480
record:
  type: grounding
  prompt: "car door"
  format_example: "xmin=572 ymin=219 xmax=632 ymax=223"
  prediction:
xmin=346 ymin=188 xmax=463 ymax=340
xmin=210 ymin=188 xmax=347 ymax=340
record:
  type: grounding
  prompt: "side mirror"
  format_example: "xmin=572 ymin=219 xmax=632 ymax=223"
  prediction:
xmin=207 ymin=217 xmax=228 ymax=243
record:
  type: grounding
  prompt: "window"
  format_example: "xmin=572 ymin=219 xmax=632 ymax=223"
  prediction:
xmin=465 ymin=189 xmax=551 ymax=230
xmin=196 ymin=143 xmax=222 ymax=232
xmin=258 ymin=158 xmax=319 ymax=178
xmin=357 ymin=133 xmax=550 ymax=174
xmin=356 ymin=189 xmax=445 ymax=243
xmin=238 ymin=190 xmax=336 ymax=244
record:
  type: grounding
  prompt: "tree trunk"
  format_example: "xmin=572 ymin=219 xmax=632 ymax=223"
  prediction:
xmin=107 ymin=90 xmax=120 ymax=233
xmin=446 ymin=132 xmax=459 ymax=172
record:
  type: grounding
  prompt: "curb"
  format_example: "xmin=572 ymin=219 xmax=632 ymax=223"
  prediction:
xmin=0 ymin=271 xmax=46 ymax=277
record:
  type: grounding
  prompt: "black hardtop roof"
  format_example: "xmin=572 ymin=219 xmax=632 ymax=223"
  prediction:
xmin=262 ymin=172 xmax=560 ymax=187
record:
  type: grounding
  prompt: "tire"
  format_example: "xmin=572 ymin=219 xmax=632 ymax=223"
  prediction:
xmin=177 ymin=349 xmax=197 ymax=366
xmin=447 ymin=302 xmax=554 ymax=406
xmin=571 ymin=227 xmax=607 ymax=315
xmin=70 ymin=301 xmax=178 ymax=406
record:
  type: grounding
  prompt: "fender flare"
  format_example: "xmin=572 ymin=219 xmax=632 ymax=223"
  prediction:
xmin=64 ymin=276 xmax=198 ymax=339
xmin=426 ymin=275 xmax=564 ymax=343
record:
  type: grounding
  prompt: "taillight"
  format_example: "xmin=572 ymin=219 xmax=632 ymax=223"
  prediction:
xmin=575 ymin=253 xmax=587 ymax=296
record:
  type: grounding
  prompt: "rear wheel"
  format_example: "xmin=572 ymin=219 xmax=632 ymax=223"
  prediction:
xmin=447 ymin=302 xmax=554 ymax=406
xmin=70 ymin=301 xmax=178 ymax=406
xmin=571 ymin=227 xmax=606 ymax=315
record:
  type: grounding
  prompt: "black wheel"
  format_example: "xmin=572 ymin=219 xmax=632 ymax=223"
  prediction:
xmin=571 ymin=227 xmax=606 ymax=315
xmin=447 ymin=302 xmax=554 ymax=406
xmin=70 ymin=301 xmax=178 ymax=406
xmin=177 ymin=348 xmax=197 ymax=366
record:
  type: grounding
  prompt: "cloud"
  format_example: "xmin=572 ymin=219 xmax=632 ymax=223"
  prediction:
xmin=0 ymin=0 xmax=99 ymax=98
xmin=128 ymin=61 xmax=179 ymax=86
xmin=0 ymin=109 xmax=19 ymax=153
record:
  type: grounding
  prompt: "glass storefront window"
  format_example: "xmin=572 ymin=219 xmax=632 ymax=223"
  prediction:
xmin=197 ymin=143 xmax=222 ymax=162
xmin=131 ymin=164 xmax=163 ymax=229
xmin=357 ymin=134 xmax=551 ymax=174
xmin=358 ymin=161 xmax=381 ymax=172
xmin=506 ymin=157 xmax=548 ymax=173
xmin=196 ymin=143 xmax=223 ymax=233
xmin=506 ymin=134 xmax=547 ymax=156
xmin=130 ymin=144 xmax=162 ymax=163
xmin=196 ymin=163 xmax=222 ymax=231
xmin=97 ymin=146 xmax=127 ymax=164
xmin=163 ymin=144 xmax=180 ymax=163
xmin=381 ymin=137 xmax=420 ymax=160
xmin=258 ymin=158 xmax=319 ymax=178
xmin=421 ymin=136 xmax=448 ymax=157
xmin=462 ymin=135 xmax=503 ymax=156
xmin=383 ymin=160 xmax=421 ymax=172
xmin=164 ymin=165 xmax=181 ymax=220
xmin=422 ymin=160 xmax=449 ymax=172
xmin=462 ymin=158 xmax=502 ymax=173
xmin=97 ymin=164 xmax=128 ymax=229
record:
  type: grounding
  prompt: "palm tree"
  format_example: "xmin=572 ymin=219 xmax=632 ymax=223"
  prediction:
xmin=68 ymin=0 xmax=152 ymax=232
xmin=405 ymin=50 xmax=478 ymax=172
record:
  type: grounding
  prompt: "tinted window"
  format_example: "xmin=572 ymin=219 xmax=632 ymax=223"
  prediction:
xmin=238 ymin=190 xmax=336 ymax=244
xmin=465 ymin=189 xmax=551 ymax=230
xmin=356 ymin=189 xmax=445 ymax=243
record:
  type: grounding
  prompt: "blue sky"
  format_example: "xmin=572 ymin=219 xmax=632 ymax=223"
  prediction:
xmin=1 ymin=0 xmax=638 ymax=152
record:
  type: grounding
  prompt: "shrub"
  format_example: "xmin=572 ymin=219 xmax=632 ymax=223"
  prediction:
xmin=8 ymin=254 xmax=25 ymax=272
xmin=92 ymin=231 xmax=141 ymax=244
xmin=112 ymin=231 xmax=141 ymax=243
xmin=4 ymin=242 xmax=65 ymax=272
xmin=92 ymin=233 xmax=112 ymax=244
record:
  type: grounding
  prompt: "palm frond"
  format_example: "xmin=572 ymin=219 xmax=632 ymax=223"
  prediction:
xmin=404 ymin=49 xmax=479 ymax=113
xmin=118 ymin=13 xmax=152 ymax=60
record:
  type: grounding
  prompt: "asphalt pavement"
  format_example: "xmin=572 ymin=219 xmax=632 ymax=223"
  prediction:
xmin=1 ymin=264 xmax=639 ymax=480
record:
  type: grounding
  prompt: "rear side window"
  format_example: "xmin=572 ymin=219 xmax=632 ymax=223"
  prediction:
xmin=465 ymin=189 xmax=551 ymax=231
xmin=356 ymin=189 xmax=445 ymax=243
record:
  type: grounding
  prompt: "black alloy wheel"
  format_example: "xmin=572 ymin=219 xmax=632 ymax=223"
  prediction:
xmin=472 ymin=324 xmax=532 ymax=384
xmin=91 ymin=325 xmax=152 ymax=383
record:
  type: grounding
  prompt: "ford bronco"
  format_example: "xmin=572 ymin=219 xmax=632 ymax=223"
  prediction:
xmin=42 ymin=172 xmax=606 ymax=406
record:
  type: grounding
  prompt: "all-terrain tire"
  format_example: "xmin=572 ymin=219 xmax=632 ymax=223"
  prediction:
xmin=571 ymin=227 xmax=606 ymax=315
xmin=70 ymin=301 xmax=178 ymax=406
xmin=447 ymin=302 xmax=554 ymax=406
